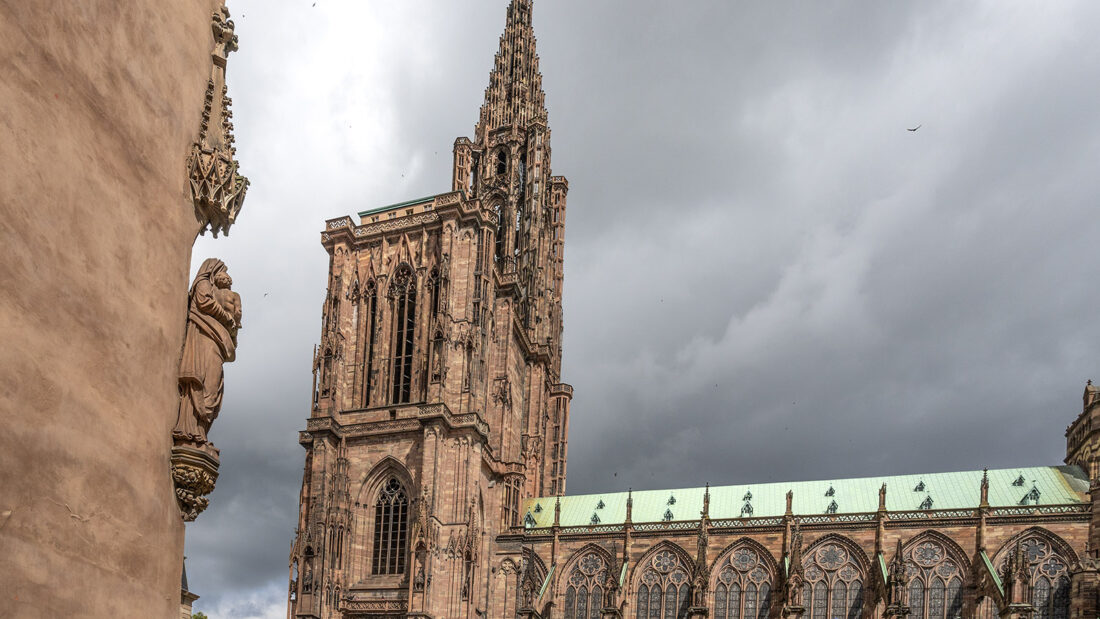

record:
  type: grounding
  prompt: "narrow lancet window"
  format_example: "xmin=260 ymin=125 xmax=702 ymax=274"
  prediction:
xmin=390 ymin=267 xmax=416 ymax=404
xmin=371 ymin=477 xmax=408 ymax=575
xmin=362 ymin=281 xmax=377 ymax=407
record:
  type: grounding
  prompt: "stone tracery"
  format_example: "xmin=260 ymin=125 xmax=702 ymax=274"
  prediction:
xmin=901 ymin=536 xmax=965 ymax=619
xmin=802 ymin=538 xmax=865 ymax=619
xmin=712 ymin=544 xmax=774 ymax=619
xmin=635 ymin=547 xmax=692 ymax=619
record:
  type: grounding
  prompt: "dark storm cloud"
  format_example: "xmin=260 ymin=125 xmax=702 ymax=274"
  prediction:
xmin=184 ymin=1 xmax=1100 ymax=615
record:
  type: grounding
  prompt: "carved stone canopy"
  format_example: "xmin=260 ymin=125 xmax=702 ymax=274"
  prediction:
xmin=187 ymin=6 xmax=248 ymax=237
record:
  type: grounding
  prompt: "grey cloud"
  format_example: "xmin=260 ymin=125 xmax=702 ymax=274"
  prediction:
xmin=184 ymin=0 xmax=1100 ymax=613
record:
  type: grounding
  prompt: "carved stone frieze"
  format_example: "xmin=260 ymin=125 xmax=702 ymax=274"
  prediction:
xmin=187 ymin=7 xmax=249 ymax=237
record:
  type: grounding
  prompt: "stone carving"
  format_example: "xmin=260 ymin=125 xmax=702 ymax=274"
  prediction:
xmin=171 ymin=258 xmax=241 ymax=520
xmin=174 ymin=258 xmax=240 ymax=449
xmin=187 ymin=7 xmax=249 ymax=237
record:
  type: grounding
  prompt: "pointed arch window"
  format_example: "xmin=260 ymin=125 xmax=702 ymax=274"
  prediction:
xmin=999 ymin=535 xmax=1071 ymax=619
xmin=371 ymin=477 xmax=409 ymax=575
xmin=564 ymin=552 xmax=607 ymax=619
xmin=634 ymin=549 xmax=690 ymax=619
xmin=900 ymin=539 xmax=965 ymax=619
xmin=803 ymin=542 xmax=864 ymax=619
xmin=362 ymin=280 xmax=378 ymax=406
xmin=713 ymin=546 xmax=772 ymax=619
xmin=389 ymin=267 xmax=416 ymax=404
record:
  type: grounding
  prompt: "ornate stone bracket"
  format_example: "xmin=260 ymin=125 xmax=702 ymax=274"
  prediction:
xmin=171 ymin=445 xmax=219 ymax=521
xmin=187 ymin=6 xmax=249 ymax=237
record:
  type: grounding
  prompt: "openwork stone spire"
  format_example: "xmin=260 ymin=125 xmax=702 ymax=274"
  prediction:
xmin=475 ymin=0 xmax=548 ymax=139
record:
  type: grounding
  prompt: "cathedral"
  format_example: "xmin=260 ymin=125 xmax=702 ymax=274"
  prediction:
xmin=288 ymin=2 xmax=1100 ymax=618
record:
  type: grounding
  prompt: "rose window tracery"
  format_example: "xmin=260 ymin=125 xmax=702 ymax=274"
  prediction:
xmin=902 ymin=538 xmax=963 ymax=619
xmin=802 ymin=542 xmax=863 ymax=619
xmin=1002 ymin=535 xmax=1071 ymax=619
xmin=636 ymin=549 xmax=691 ymax=619
xmin=564 ymin=551 xmax=608 ymax=619
xmin=713 ymin=547 xmax=772 ymax=619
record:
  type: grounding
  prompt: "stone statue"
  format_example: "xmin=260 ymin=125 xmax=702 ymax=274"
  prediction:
xmin=173 ymin=258 xmax=241 ymax=451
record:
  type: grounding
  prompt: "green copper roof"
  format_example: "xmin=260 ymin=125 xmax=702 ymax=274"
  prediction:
xmin=522 ymin=466 xmax=1087 ymax=528
xmin=358 ymin=193 xmax=442 ymax=218
xmin=981 ymin=550 xmax=1003 ymax=595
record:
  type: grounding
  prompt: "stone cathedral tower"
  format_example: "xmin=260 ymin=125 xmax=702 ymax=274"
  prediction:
xmin=288 ymin=1 xmax=573 ymax=616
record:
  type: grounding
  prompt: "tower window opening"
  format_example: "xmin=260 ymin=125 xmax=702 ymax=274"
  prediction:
xmin=390 ymin=267 xmax=416 ymax=404
xmin=371 ymin=477 xmax=409 ymax=575
xmin=362 ymin=281 xmax=377 ymax=407
xmin=496 ymin=150 xmax=507 ymax=176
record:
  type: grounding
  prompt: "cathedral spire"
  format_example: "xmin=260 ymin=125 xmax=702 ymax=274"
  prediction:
xmin=476 ymin=0 xmax=548 ymax=139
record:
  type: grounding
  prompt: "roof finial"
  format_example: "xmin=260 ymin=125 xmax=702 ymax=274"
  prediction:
xmin=785 ymin=489 xmax=793 ymax=516
xmin=625 ymin=488 xmax=633 ymax=524
xmin=553 ymin=496 xmax=561 ymax=527
xmin=878 ymin=482 xmax=887 ymax=512
xmin=702 ymin=484 xmax=710 ymax=520
xmin=980 ymin=468 xmax=990 ymax=508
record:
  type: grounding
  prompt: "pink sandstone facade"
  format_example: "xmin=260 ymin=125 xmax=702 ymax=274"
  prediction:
xmin=289 ymin=2 xmax=1100 ymax=619
xmin=0 ymin=1 xmax=247 ymax=616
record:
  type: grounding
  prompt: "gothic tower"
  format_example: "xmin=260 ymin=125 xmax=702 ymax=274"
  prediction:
xmin=288 ymin=1 xmax=572 ymax=616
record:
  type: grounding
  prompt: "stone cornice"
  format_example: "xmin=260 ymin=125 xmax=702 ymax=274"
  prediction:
xmin=321 ymin=191 xmax=496 ymax=249
xmin=299 ymin=402 xmax=490 ymax=445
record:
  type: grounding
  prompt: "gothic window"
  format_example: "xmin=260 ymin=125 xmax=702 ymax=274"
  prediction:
xmin=1001 ymin=535 xmax=1072 ymax=619
xmin=389 ymin=267 xmax=416 ymax=404
xmin=803 ymin=541 xmax=864 ymax=619
xmin=371 ymin=477 xmax=409 ymax=575
xmin=362 ymin=280 xmax=377 ymax=406
xmin=901 ymin=539 xmax=963 ymax=619
xmin=634 ymin=549 xmax=691 ymax=619
xmin=564 ymin=552 xmax=608 ymax=619
xmin=501 ymin=477 xmax=521 ymax=529
xmin=496 ymin=150 xmax=507 ymax=176
xmin=713 ymin=546 xmax=772 ymax=619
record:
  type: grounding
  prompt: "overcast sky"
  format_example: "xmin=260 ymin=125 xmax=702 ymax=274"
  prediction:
xmin=186 ymin=1 xmax=1100 ymax=616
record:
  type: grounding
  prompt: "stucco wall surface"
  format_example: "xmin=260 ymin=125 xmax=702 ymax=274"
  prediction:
xmin=0 ymin=1 xmax=221 ymax=616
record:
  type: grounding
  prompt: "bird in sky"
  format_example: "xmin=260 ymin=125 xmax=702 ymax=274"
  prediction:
xmin=907 ymin=124 xmax=922 ymax=132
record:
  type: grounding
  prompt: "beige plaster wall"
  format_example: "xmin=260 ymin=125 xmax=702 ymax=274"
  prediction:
xmin=0 ymin=1 xmax=222 ymax=616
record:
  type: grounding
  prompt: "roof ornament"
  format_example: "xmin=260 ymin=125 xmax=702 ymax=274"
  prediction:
xmin=740 ymin=500 xmax=754 ymax=518
xmin=590 ymin=513 xmax=600 ymax=525
xmin=1013 ymin=474 xmax=1026 ymax=487
xmin=596 ymin=499 xmax=605 ymax=510
xmin=878 ymin=483 xmax=887 ymax=512
xmin=743 ymin=490 xmax=753 ymax=501
xmin=980 ymin=469 xmax=990 ymax=508
xmin=1020 ymin=485 xmax=1041 ymax=506
xmin=826 ymin=500 xmax=838 ymax=515
xmin=785 ymin=489 xmax=794 ymax=516
xmin=919 ymin=495 xmax=934 ymax=510
xmin=663 ymin=508 xmax=674 ymax=522
xmin=825 ymin=486 xmax=835 ymax=497
xmin=667 ymin=494 xmax=677 ymax=506
xmin=914 ymin=480 xmax=925 ymax=492
xmin=702 ymin=484 xmax=710 ymax=520
xmin=533 ymin=502 xmax=543 ymax=513
xmin=524 ymin=511 xmax=536 ymax=528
